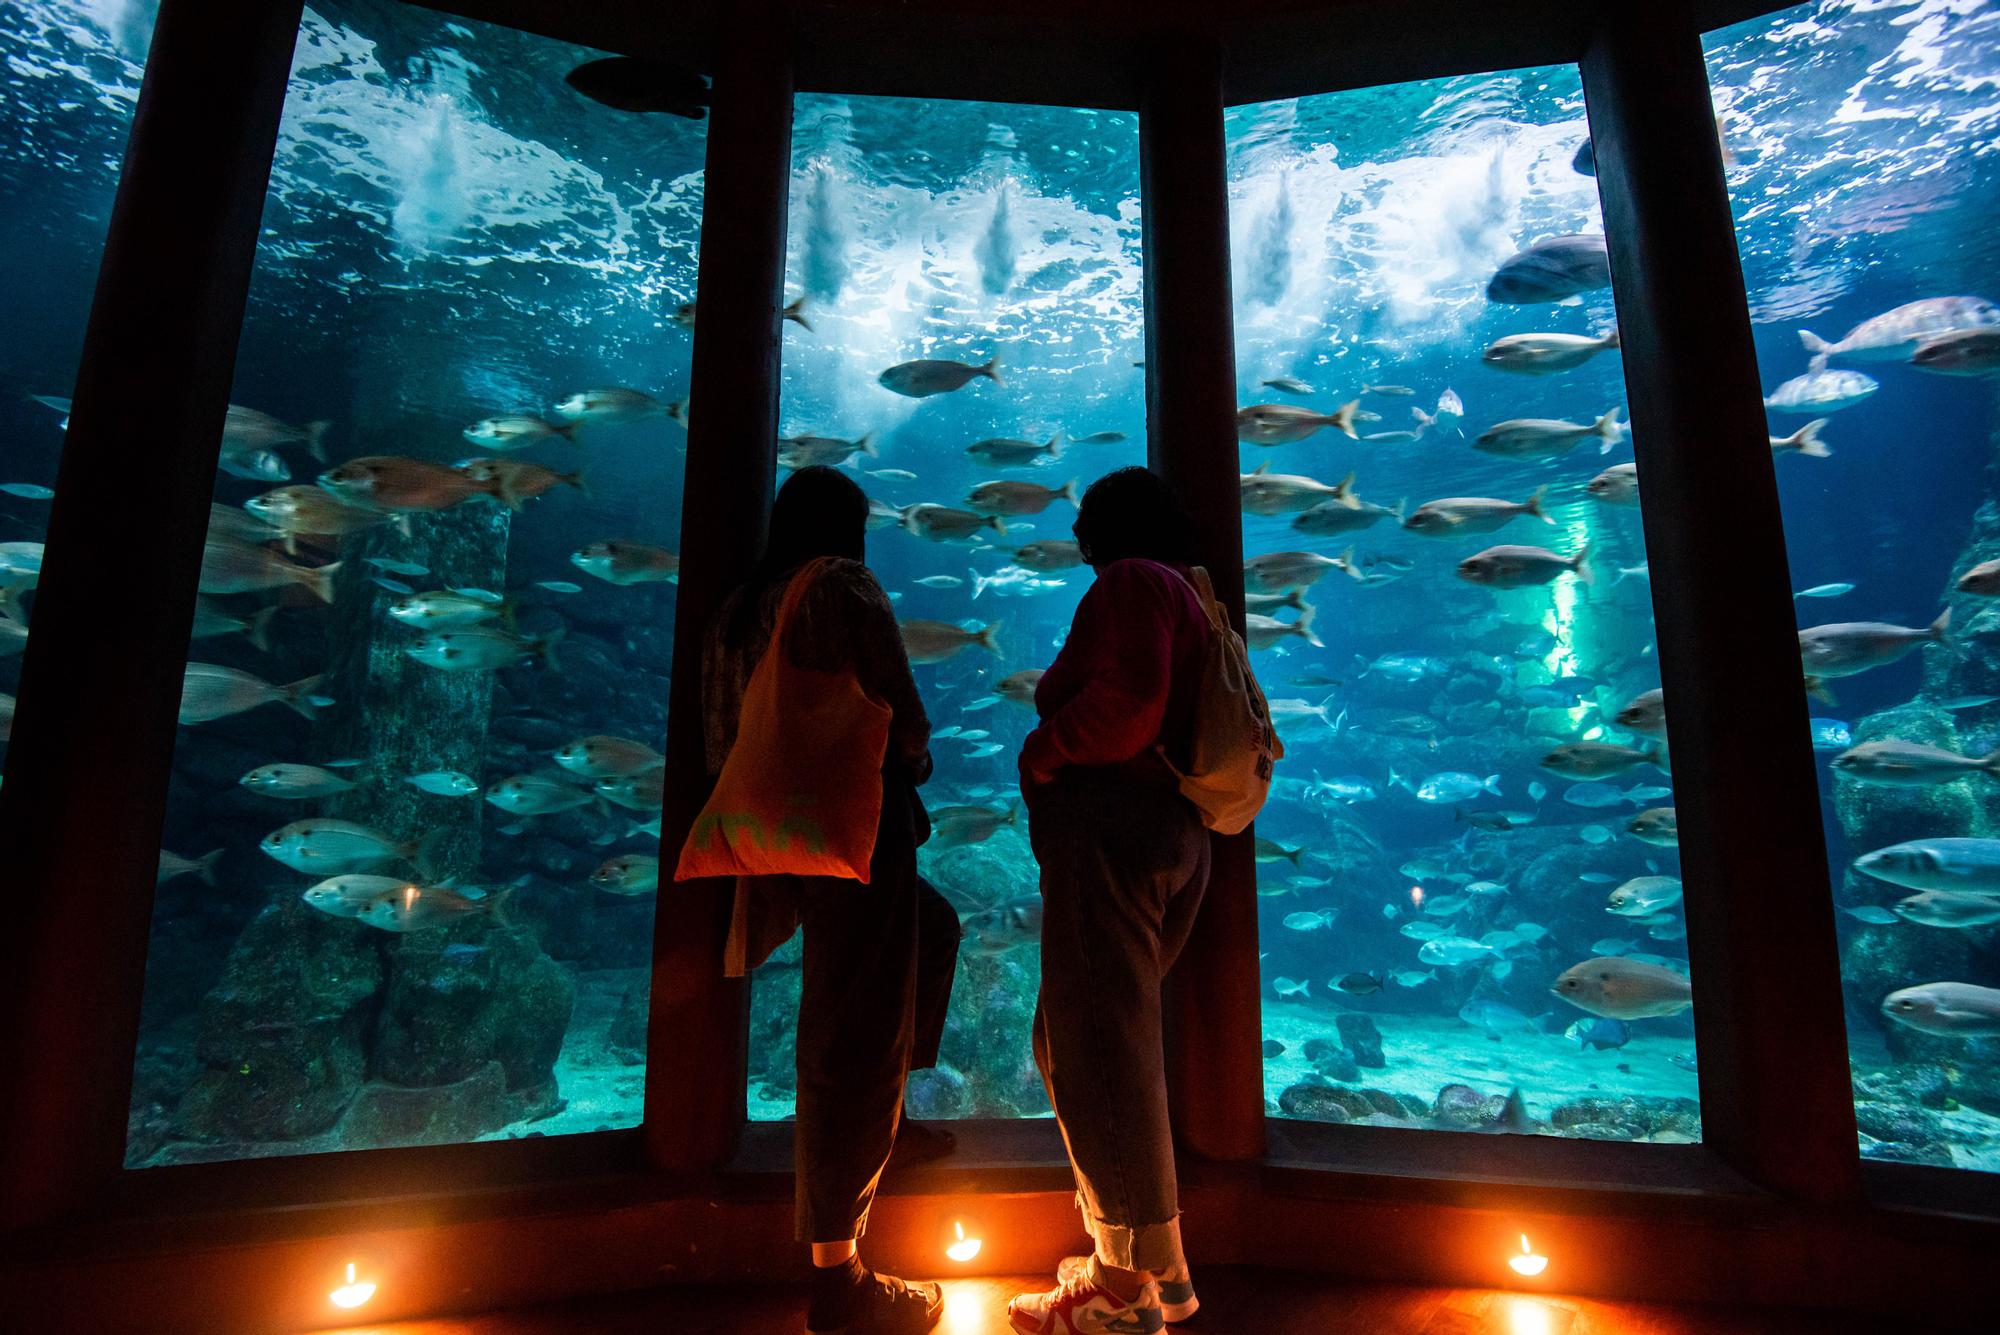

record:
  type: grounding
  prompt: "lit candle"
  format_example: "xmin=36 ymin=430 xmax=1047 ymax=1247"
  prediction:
xmin=330 ymin=1261 xmax=377 ymax=1309
xmin=1508 ymin=1234 xmax=1548 ymax=1277
xmin=945 ymin=1221 xmax=982 ymax=1263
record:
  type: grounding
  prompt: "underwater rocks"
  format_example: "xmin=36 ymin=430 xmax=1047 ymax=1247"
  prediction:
xmin=372 ymin=926 xmax=574 ymax=1097
xmin=1278 ymin=1083 xmax=1426 ymax=1123
xmin=606 ymin=981 xmax=650 ymax=1066
xmin=1548 ymin=1094 xmax=1699 ymax=1141
xmin=1429 ymin=1083 xmax=1520 ymax=1131
xmin=1335 ymin=1013 xmax=1386 ymax=1068
xmin=905 ymin=1063 xmax=971 ymax=1120
xmin=1310 ymin=1044 xmax=1360 ymax=1083
xmin=337 ymin=1060 xmax=562 ymax=1147
xmin=1853 ymin=1097 xmax=1955 ymax=1166
xmin=173 ymin=899 xmax=383 ymax=1143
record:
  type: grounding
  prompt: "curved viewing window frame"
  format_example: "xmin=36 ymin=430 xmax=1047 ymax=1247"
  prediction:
xmin=4 ymin=6 xmax=1994 ymax=1322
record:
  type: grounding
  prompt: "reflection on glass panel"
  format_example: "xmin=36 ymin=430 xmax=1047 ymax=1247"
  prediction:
xmin=0 ymin=1 xmax=159 ymax=831
xmin=1228 ymin=68 xmax=1699 ymax=1141
xmin=745 ymin=95 xmax=1143 ymax=1121
xmin=1706 ymin=2 xmax=2000 ymax=1172
xmin=124 ymin=1 xmax=702 ymax=1165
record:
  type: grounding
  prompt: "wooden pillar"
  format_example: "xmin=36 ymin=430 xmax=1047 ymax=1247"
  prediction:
xmin=1582 ymin=6 xmax=1860 ymax=1201
xmin=1141 ymin=37 xmax=1267 ymax=1163
xmin=645 ymin=1 xmax=795 ymax=1171
xmin=0 ymin=0 xmax=305 ymax=1230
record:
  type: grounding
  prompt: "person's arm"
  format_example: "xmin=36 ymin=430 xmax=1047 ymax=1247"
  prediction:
xmin=1020 ymin=564 xmax=1177 ymax=785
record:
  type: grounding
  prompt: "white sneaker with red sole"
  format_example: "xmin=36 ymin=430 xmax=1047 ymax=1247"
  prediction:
xmin=1008 ymin=1259 xmax=1164 ymax=1334
xmin=1057 ymin=1254 xmax=1198 ymax=1324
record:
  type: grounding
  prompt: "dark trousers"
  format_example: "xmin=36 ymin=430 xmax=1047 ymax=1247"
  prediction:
xmin=794 ymin=792 xmax=961 ymax=1242
xmin=1028 ymin=768 xmax=1211 ymax=1271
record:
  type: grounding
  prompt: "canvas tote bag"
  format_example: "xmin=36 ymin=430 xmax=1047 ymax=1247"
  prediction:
xmin=675 ymin=557 xmax=893 ymax=883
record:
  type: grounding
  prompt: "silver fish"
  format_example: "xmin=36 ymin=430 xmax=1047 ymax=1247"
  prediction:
xmin=879 ymin=356 xmax=1003 ymax=398
xmin=1474 ymin=410 xmax=1624 ymax=459
xmin=1799 ymin=297 xmax=2000 ymax=365
xmin=180 ymin=664 xmax=323 ymax=724
xmin=239 ymin=763 xmax=355 ymax=800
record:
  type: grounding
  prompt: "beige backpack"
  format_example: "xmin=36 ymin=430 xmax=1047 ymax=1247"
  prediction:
xmin=1157 ymin=565 xmax=1285 ymax=834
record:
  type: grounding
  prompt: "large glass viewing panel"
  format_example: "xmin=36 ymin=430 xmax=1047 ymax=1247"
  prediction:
xmin=745 ymin=94 xmax=1144 ymax=1121
xmin=124 ymin=1 xmax=700 ymax=1166
xmin=1 ymin=2 xmax=160 ymax=836
xmin=1705 ymin=1 xmax=2000 ymax=1172
xmin=1228 ymin=68 xmax=1700 ymax=1141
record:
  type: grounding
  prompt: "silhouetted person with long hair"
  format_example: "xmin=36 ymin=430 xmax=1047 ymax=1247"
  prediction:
xmin=702 ymin=466 xmax=960 ymax=1335
xmin=1009 ymin=467 xmax=1211 ymax=1335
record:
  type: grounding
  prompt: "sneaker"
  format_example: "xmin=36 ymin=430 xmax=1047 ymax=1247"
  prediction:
xmin=805 ymin=1266 xmax=943 ymax=1334
xmin=1008 ymin=1258 xmax=1164 ymax=1334
xmin=1058 ymin=1254 xmax=1198 ymax=1324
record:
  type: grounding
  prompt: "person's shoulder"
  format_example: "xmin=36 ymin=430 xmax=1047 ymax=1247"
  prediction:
xmin=1100 ymin=557 xmax=1196 ymax=598
xmin=804 ymin=557 xmax=891 ymax=606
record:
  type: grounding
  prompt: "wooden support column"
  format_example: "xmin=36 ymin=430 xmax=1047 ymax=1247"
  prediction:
xmin=0 ymin=0 xmax=305 ymax=1232
xmin=1582 ymin=6 xmax=1860 ymax=1202
xmin=646 ymin=1 xmax=795 ymax=1171
xmin=1142 ymin=36 xmax=1267 ymax=1163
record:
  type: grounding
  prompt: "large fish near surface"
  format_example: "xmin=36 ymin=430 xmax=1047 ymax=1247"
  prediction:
xmin=967 ymin=433 xmax=1061 ymax=466
xmin=318 ymin=455 xmax=499 ymax=513
xmin=1627 ymin=806 xmax=1678 ymax=847
xmin=554 ymin=734 xmax=665 ymax=778
xmin=199 ymin=534 xmax=339 ymax=603
xmin=1236 ymin=401 xmax=1366 ymax=445
xmin=1912 ymin=327 xmax=2000 ymax=377
xmin=591 ymin=853 xmax=661 ymax=896
xmin=1294 ymin=495 xmax=1402 ymax=536
xmin=572 ymin=539 xmax=679 ymax=585
xmin=1541 ymin=740 xmax=1657 ymax=779
xmin=564 ymin=54 xmax=711 ymax=118
xmin=1239 ymin=463 xmax=1360 ymax=516
xmin=966 ymin=478 xmax=1078 ymax=517
xmin=779 ymin=433 xmax=876 ymax=470
xmin=405 ymin=626 xmax=563 ymax=672
xmin=1893 ymin=891 xmax=2000 ymax=929
xmin=1244 ymin=548 xmax=1363 ymax=594
xmin=244 ymin=485 xmax=397 ymax=552
xmin=552 ymin=387 xmax=670 ymax=423
xmin=485 ymin=772 xmax=596 ymax=816
xmin=1881 ymin=981 xmax=2000 ymax=1037
xmin=878 ymin=355 xmax=1003 ymax=398
xmin=1486 ymin=234 xmax=1611 ymax=304
xmin=1614 ymin=688 xmax=1666 ymax=736
xmin=221 ymin=404 xmax=329 ymax=462
xmin=1404 ymin=488 xmax=1549 ymax=536
xmin=1798 ymin=609 xmax=1947 ymax=689
xmin=1474 ymin=409 xmax=1625 ymax=460
xmin=1553 ymin=956 xmax=1691 ymax=1020
xmin=965 ymin=895 xmax=1043 ymax=956
xmin=900 ymin=619 xmax=1000 ymax=664
xmin=180 ymin=663 xmax=323 ymax=724
xmin=1854 ymin=836 xmax=2000 ymax=894
xmin=1587 ymin=463 xmax=1639 ymax=505
xmin=1011 ymin=540 xmax=1083 ymax=572
xmin=1763 ymin=367 xmax=1876 ymax=414
xmin=1245 ymin=606 xmax=1322 ymax=650
xmin=1830 ymin=738 xmax=2000 ymax=787
xmin=1456 ymin=543 xmax=1591 ymax=589
xmin=1482 ymin=329 xmax=1621 ymax=374
xmin=903 ymin=503 xmax=1006 ymax=543
xmin=930 ymin=804 xmax=1018 ymax=848
xmin=1798 ymin=296 xmax=2000 ymax=365
xmin=1606 ymin=875 xmax=1683 ymax=917
xmin=260 ymin=818 xmax=432 ymax=876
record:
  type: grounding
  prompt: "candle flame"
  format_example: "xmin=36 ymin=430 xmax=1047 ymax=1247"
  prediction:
xmin=1508 ymin=1235 xmax=1548 ymax=1277
xmin=945 ymin=1220 xmax=982 ymax=1263
xmin=330 ymin=1261 xmax=377 ymax=1309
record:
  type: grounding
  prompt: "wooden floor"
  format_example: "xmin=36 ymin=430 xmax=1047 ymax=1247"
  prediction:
xmin=307 ymin=1266 xmax=1944 ymax=1335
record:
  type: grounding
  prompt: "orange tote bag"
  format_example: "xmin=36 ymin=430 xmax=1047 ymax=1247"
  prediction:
xmin=675 ymin=558 xmax=893 ymax=883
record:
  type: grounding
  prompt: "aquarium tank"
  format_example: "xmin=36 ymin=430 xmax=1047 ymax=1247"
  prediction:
xmin=1705 ymin=0 xmax=2000 ymax=1172
xmin=105 ymin=0 xmax=706 ymax=1165
xmin=1226 ymin=64 xmax=1698 ymax=1142
xmin=1 ymin=2 xmax=159 ymax=797
xmin=745 ymin=94 xmax=1146 ymax=1121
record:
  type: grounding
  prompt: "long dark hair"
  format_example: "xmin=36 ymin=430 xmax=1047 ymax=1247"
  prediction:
xmin=1071 ymin=466 xmax=1198 ymax=567
xmin=725 ymin=464 xmax=869 ymax=644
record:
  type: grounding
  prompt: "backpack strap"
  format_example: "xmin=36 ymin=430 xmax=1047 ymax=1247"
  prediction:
xmin=1180 ymin=565 xmax=1232 ymax=637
